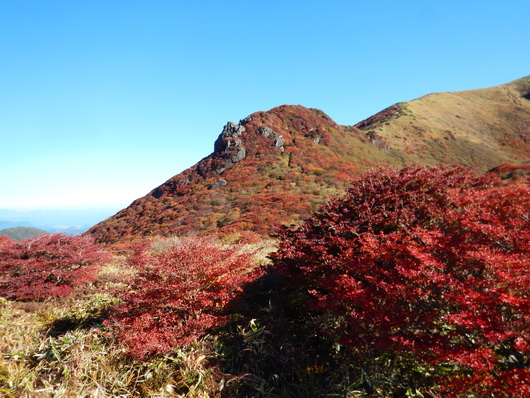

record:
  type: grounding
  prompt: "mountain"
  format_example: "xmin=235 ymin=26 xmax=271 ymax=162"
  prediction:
xmin=89 ymin=76 xmax=530 ymax=243
xmin=0 ymin=207 xmax=124 ymax=236
xmin=0 ymin=226 xmax=48 ymax=241
xmin=46 ymin=225 xmax=92 ymax=235
xmin=0 ymin=220 xmax=32 ymax=230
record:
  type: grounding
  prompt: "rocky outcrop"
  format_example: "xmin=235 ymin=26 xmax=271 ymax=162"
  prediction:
xmin=209 ymin=178 xmax=228 ymax=190
xmin=258 ymin=127 xmax=285 ymax=151
xmin=214 ymin=121 xmax=248 ymax=172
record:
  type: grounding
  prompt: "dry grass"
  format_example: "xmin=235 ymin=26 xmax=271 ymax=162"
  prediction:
xmin=0 ymin=253 xmax=222 ymax=397
xmin=0 ymin=236 xmax=282 ymax=397
xmin=364 ymin=77 xmax=530 ymax=170
xmin=144 ymin=234 xmax=277 ymax=269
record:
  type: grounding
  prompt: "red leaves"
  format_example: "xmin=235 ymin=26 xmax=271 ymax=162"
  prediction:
xmin=105 ymin=237 xmax=259 ymax=358
xmin=273 ymin=166 xmax=530 ymax=396
xmin=0 ymin=234 xmax=107 ymax=301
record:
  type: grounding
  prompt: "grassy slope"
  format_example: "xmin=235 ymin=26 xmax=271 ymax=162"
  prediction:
xmin=356 ymin=76 xmax=530 ymax=168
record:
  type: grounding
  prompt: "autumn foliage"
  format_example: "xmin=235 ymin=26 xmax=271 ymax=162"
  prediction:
xmin=88 ymin=106 xmax=371 ymax=243
xmin=0 ymin=235 xmax=11 ymax=246
xmin=273 ymin=166 xmax=530 ymax=396
xmin=0 ymin=234 xmax=107 ymax=301
xmin=105 ymin=237 xmax=259 ymax=358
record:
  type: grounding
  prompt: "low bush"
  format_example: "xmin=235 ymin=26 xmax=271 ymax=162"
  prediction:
xmin=273 ymin=166 xmax=530 ymax=396
xmin=105 ymin=237 xmax=260 ymax=358
xmin=0 ymin=252 xmax=223 ymax=397
xmin=0 ymin=236 xmax=11 ymax=246
xmin=0 ymin=234 xmax=107 ymax=301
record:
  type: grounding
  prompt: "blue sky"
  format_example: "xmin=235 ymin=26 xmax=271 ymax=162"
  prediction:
xmin=1 ymin=1 xmax=529 ymax=222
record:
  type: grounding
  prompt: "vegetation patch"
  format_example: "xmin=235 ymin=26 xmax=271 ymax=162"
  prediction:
xmin=104 ymin=236 xmax=262 ymax=358
xmin=273 ymin=165 xmax=530 ymax=396
xmin=0 ymin=234 xmax=108 ymax=301
xmin=1 ymin=166 xmax=529 ymax=397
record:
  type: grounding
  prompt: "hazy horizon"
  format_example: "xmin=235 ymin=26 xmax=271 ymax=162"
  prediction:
xmin=0 ymin=205 xmax=125 ymax=231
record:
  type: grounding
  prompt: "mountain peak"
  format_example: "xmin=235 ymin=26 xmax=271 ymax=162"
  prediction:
xmin=198 ymin=105 xmax=339 ymax=178
xmin=89 ymin=79 xmax=530 ymax=244
xmin=506 ymin=75 xmax=530 ymax=99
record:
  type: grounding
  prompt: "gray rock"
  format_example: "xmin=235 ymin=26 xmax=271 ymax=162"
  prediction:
xmin=241 ymin=115 xmax=253 ymax=124
xmin=274 ymin=135 xmax=285 ymax=151
xmin=259 ymin=127 xmax=275 ymax=138
xmin=366 ymin=131 xmax=391 ymax=152
xmin=214 ymin=122 xmax=247 ymax=153
xmin=305 ymin=128 xmax=321 ymax=144
xmin=259 ymin=127 xmax=285 ymax=151
xmin=230 ymin=144 xmax=246 ymax=163
xmin=209 ymin=178 xmax=228 ymax=190
xmin=214 ymin=121 xmax=248 ymax=172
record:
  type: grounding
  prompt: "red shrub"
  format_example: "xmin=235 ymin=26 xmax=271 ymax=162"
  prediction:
xmin=0 ymin=234 xmax=107 ymax=301
xmin=105 ymin=237 xmax=259 ymax=358
xmin=273 ymin=166 xmax=530 ymax=396
xmin=0 ymin=236 xmax=11 ymax=246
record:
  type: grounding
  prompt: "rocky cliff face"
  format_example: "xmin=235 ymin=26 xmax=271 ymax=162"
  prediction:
xmin=213 ymin=121 xmax=248 ymax=172
xmin=89 ymin=77 xmax=530 ymax=244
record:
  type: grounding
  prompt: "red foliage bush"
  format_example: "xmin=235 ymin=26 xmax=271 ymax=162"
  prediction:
xmin=0 ymin=234 xmax=107 ymax=301
xmin=105 ymin=237 xmax=259 ymax=358
xmin=0 ymin=236 xmax=11 ymax=246
xmin=273 ymin=166 xmax=530 ymax=396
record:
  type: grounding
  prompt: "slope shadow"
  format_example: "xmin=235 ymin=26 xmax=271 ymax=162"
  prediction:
xmin=46 ymin=315 xmax=106 ymax=337
xmin=214 ymin=269 xmax=368 ymax=398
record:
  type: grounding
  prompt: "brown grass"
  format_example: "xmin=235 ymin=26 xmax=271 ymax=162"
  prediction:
xmin=358 ymin=76 xmax=530 ymax=170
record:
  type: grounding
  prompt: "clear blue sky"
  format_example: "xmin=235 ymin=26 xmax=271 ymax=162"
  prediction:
xmin=1 ymin=1 xmax=529 ymax=214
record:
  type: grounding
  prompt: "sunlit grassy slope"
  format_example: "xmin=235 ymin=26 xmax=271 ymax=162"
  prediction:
xmin=356 ymin=75 xmax=530 ymax=166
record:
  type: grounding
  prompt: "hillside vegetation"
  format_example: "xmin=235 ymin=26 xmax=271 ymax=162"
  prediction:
xmin=0 ymin=226 xmax=48 ymax=241
xmin=2 ymin=77 xmax=530 ymax=397
xmin=89 ymin=76 xmax=530 ymax=244
xmin=1 ymin=166 xmax=529 ymax=397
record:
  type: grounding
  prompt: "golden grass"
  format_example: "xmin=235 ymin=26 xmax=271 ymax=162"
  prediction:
xmin=367 ymin=78 xmax=530 ymax=170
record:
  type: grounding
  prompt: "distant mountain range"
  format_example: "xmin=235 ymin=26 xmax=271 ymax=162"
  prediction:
xmin=0 ymin=222 xmax=89 ymax=237
xmin=0 ymin=206 xmax=123 ymax=236
xmin=89 ymin=76 xmax=530 ymax=243
xmin=0 ymin=226 xmax=48 ymax=240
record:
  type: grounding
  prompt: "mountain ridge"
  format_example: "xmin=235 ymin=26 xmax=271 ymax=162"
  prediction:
xmin=89 ymin=76 xmax=530 ymax=243
xmin=0 ymin=226 xmax=48 ymax=241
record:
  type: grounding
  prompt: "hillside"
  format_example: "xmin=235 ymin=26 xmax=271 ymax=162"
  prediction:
xmin=0 ymin=226 xmax=48 ymax=240
xmin=89 ymin=76 xmax=530 ymax=243
xmin=354 ymin=75 xmax=530 ymax=166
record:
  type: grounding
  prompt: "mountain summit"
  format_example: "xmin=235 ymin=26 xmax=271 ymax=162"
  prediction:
xmin=89 ymin=77 xmax=530 ymax=243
